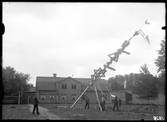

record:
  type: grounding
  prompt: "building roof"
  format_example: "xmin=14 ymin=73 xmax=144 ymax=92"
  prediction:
xmin=36 ymin=76 xmax=111 ymax=92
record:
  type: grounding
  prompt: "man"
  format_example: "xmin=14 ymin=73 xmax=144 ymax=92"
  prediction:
xmin=33 ymin=93 xmax=40 ymax=115
xmin=85 ymin=96 xmax=90 ymax=109
xmin=113 ymin=95 xmax=119 ymax=111
xmin=101 ymin=95 xmax=106 ymax=111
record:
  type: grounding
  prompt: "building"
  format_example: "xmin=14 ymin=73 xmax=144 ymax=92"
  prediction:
xmin=112 ymin=90 xmax=132 ymax=103
xmin=36 ymin=74 xmax=112 ymax=104
xmin=125 ymin=91 xmax=132 ymax=104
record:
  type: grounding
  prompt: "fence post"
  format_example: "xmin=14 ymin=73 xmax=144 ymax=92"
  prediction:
xmin=18 ymin=92 xmax=20 ymax=105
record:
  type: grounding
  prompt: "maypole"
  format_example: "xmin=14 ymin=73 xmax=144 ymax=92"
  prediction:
xmin=70 ymin=20 xmax=150 ymax=110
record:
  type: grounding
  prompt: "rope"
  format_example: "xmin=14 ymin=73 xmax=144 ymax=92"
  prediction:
xmin=104 ymin=84 xmax=115 ymax=98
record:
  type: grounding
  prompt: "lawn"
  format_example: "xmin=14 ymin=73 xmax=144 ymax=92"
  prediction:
xmin=39 ymin=103 xmax=165 ymax=120
xmin=2 ymin=104 xmax=44 ymax=120
xmin=2 ymin=103 xmax=165 ymax=120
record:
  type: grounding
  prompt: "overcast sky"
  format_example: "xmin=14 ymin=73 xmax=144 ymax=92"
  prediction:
xmin=3 ymin=2 xmax=165 ymax=86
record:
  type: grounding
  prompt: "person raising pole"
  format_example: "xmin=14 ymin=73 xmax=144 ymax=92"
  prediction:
xmin=85 ymin=95 xmax=90 ymax=110
xmin=113 ymin=95 xmax=119 ymax=111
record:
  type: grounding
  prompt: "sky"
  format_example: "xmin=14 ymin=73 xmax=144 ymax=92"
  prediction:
xmin=2 ymin=2 xmax=165 ymax=87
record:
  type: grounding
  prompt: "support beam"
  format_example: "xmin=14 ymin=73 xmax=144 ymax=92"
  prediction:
xmin=70 ymin=81 xmax=93 ymax=109
xmin=94 ymin=83 xmax=102 ymax=111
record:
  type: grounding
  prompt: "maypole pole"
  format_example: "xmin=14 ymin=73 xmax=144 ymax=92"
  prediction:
xmin=70 ymin=20 xmax=150 ymax=110
xmin=94 ymin=83 xmax=103 ymax=111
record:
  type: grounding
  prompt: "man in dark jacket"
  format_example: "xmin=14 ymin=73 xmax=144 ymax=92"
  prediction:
xmin=33 ymin=93 xmax=40 ymax=115
xmin=113 ymin=95 xmax=119 ymax=111
xmin=85 ymin=96 xmax=90 ymax=109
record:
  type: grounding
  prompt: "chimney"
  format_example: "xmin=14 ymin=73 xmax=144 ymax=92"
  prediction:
xmin=53 ymin=73 xmax=57 ymax=77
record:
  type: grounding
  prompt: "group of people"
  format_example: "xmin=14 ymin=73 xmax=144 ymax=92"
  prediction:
xmin=32 ymin=93 xmax=121 ymax=115
xmin=84 ymin=94 xmax=121 ymax=111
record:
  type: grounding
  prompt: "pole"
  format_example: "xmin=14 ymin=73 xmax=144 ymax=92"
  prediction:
xmin=70 ymin=81 xmax=93 ymax=109
xmin=95 ymin=82 xmax=110 ymax=101
xmin=94 ymin=83 xmax=102 ymax=111
xmin=140 ymin=23 xmax=146 ymax=30
xmin=70 ymin=20 xmax=150 ymax=110
xmin=18 ymin=91 xmax=20 ymax=105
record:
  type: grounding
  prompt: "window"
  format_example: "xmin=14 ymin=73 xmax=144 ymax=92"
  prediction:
xmin=71 ymin=85 xmax=76 ymax=89
xmin=71 ymin=94 xmax=77 ymax=101
xmin=50 ymin=95 xmax=55 ymax=100
xmin=61 ymin=94 xmax=66 ymax=101
xmin=62 ymin=84 xmax=67 ymax=89
xmin=40 ymin=95 xmax=46 ymax=100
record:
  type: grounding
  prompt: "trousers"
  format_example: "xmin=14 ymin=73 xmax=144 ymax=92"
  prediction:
xmin=113 ymin=103 xmax=119 ymax=111
xmin=33 ymin=104 xmax=39 ymax=114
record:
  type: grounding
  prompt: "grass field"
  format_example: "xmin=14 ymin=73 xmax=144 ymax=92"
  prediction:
xmin=2 ymin=105 xmax=41 ymax=120
xmin=39 ymin=103 xmax=165 ymax=120
xmin=2 ymin=94 xmax=165 ymax=120
xmin=2 ymin=103 xmax=165 ymax=120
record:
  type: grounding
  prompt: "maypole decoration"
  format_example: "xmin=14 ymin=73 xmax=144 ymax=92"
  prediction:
xmin=70 ymin=20 xmax=150 ymax=111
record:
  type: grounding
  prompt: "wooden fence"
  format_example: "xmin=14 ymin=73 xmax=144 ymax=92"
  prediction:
xmin=2 ymin=96 xmax=20 ymax=104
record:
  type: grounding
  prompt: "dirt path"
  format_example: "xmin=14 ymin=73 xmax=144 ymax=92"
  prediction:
xmin=29 ymin=104 xmax=61 ymax=120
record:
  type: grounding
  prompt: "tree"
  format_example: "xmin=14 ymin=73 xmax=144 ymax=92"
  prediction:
xmin=108 ymin=77 xmax=119 ymax=91
xmin=133 ymin=64 xmax=159 ymax=103
xmin=124 ymin=73 xmax=135 ymax=90
xmin=155 ymin=39 xmax=165 ymax=73
xmin=2 ymin=66 xmax=31 ymax=96
xmin=2 ymin=66 xmax=17 ymax=95
xmin=114 ymin=75 xmax=124 ymax=90
xmin=155 ymin=39 xmax=165 ymax=93
xmin=140 ymin=64 xmax=150 ymax=74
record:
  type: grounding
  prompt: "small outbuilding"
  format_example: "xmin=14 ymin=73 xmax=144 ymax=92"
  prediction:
xmin=125 ymin=91 xmax=132 ymax=104
xmin=110 ymin=90 xmax=133 ymax=104
xmin=20 ymin=91 xmax=36 ymax=104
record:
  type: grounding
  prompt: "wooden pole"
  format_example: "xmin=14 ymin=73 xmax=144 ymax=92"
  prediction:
xmin=94 ymin=83 xmax=102 ymax=111
xmin=18 ymin=91 xmax=20 ymax=105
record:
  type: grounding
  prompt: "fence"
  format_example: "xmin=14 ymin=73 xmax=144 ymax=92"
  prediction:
xmin=2 ymin=96 xmax=20 ymax=104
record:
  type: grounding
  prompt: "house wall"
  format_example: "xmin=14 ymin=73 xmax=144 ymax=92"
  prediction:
xmin=36 ymin=77 xmax=113 ymax=104
xmin=58 ymin=79 xmax=82 ymax=104
xmin=38 ymin=90 xmax=57 ymax=104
